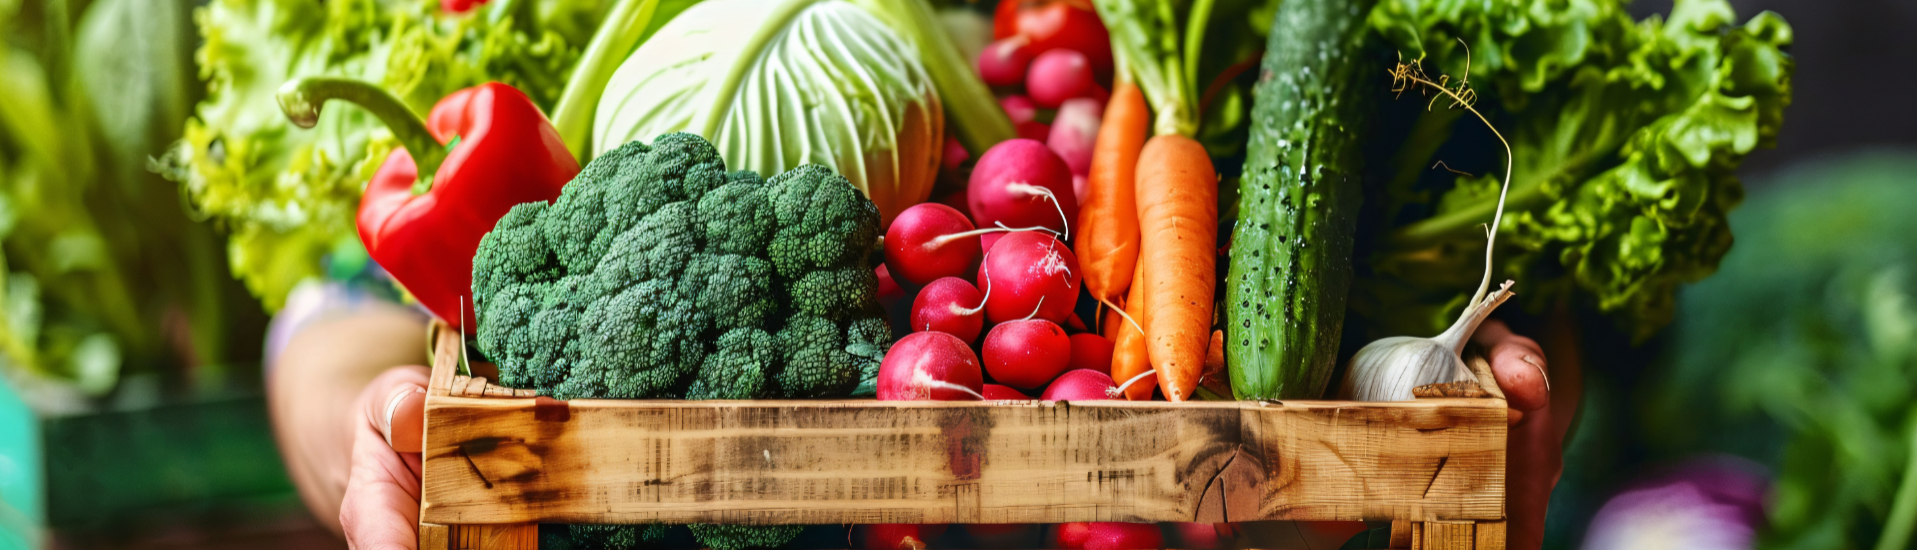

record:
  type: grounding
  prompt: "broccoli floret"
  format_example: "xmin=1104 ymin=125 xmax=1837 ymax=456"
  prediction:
xmin=765 ymin=165 xmax=882 ymax=279
xmin=472 ymin=202 xmax=560 ymax=307
xmin=687 ymin=524 xmax=803 ymax=550
xmin=683 ymin=254 xmax=775 ymax=329
xmin=636 ymin=133 xmax=730 ymax=207
xmin=789 ymin=266 xmax=879 ymax=321
xmin=697 ymin=179 xmax=775 ymax=256
xmin=686 ymin=328 xmax=777 ymax=400
xmin=541 ymin=141 xmax=651 ymax=273
xmin=579 ymin=279 xmax=705 ymax=398
xmin=773 ymin=314 xmax=862 ymax=398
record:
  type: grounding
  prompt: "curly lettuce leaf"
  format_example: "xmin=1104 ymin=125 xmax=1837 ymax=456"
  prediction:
xmin=156 ymin=0 xmax=604 ymax=310
xmin=1354 ymin=0 xmax=1792 ymax=340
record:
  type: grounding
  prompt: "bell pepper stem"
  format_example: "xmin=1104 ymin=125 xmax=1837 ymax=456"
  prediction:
xmin=278 ymin=77 xmax=447 ymax=193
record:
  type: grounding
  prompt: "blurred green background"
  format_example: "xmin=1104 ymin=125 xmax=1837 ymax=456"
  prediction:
xmin=0 ymin=0 xmax=1910 ymax=548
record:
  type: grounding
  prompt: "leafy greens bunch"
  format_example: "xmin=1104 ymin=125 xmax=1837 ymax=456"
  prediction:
xmin=1354 ymin=0 xmax=1794 ymax=340
xmin=155 ymin=0 xmax=608 ymax=310
xmin=473 ymin=133 xmax=891 ymax=401
xmin=0 ymin=0 xmax=265 ymax=404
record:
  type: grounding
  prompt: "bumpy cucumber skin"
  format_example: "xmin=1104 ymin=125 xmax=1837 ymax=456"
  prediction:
xmin=1227 ymin=0 xmax=1382 ymax=400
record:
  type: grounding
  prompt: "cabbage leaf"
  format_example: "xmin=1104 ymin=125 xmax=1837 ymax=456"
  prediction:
xmin=593 ymin=0 xmax=945 ymax=226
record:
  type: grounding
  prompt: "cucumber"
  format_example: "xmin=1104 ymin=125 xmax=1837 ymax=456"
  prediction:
xmin=1226 ymin=0 xmax=1383 ymax=400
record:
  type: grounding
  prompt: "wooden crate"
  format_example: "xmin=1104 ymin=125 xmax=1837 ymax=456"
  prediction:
xmin=418 ymin=323 xmax=1508 ymax=549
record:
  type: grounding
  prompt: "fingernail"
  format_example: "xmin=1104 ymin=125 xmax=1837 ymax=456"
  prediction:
xmin=1522 ymin=354 xmax=1550 ymax=392
xmin=381 ymin=387 xmax=417 ymax=448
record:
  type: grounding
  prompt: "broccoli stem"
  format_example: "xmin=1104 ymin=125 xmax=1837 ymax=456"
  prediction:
xmin=276 ymin=77 xmax=446 ymax=194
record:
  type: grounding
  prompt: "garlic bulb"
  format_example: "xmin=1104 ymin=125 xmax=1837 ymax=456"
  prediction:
xmin=1339 ymin=280 xmax=1514 ymax=401
xmin=1343 ymin=58 xmax=1529 ymax=402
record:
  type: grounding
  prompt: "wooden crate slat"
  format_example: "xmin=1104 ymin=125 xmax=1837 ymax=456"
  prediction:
xmin=420 ymin=395 xmax=1505 ymax=526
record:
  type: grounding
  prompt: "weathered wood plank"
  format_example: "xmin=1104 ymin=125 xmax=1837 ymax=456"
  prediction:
xmin=419 ymin=396 xmax=1504 ymax=526
xmin=420 ymin=522 xmax=449 ymax=550
xmin=1417 ymin=520 xmax=1476 ymax=550
xmin=1474 ymin=520 xmax=1506 ymax=550
xmin=448 ymin=523 xmax=537 ymax=549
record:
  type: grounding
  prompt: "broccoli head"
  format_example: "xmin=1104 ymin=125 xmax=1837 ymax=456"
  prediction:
xmin=472 ymin=133 xmax=892 ymax=406
xmin=687 ymin=524 xmax=804 ymax=550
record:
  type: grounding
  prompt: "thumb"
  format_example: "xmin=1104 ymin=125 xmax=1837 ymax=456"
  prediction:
xmin=362 ymin=367 xmax=430 ymax=453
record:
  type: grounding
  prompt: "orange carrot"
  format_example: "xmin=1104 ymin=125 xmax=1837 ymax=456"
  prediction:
xmin=1075 ymin=82 xmax=1149 ymax=306
xmin=1134 ymin=135 xmax=1217 ymax=402
xmin=1108 ymin=259 xmax=1154 ymax=400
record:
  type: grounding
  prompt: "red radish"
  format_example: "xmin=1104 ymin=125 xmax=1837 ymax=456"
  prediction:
xmin=981 ymin=384 xmax=1030 ymax=400
xmin=978 ymin=231 xmax=1081 ymax=324
xmin=876 ymin=265 xmax=906 ymax=305
xmin=1027 ymin=50 xmax=1107 ymax=109
xmin=1083 ymin=522 xmax=1163 ymax=550
xmin=1072 ymin=174 xmax=1090 ymax=206
xmin=942 ymin=135 xmax=969 ymax=172
xmin=1067 ymin=333 xmax=1114 ymax=373
xmin=980 ymin=232 xmax=1010 ymax=253
xmin=968 ymin=139 xmax=1079 ymax=238
xmin=977 ymin=36 xmax=1034 ymax=87
xmin=878 ymin=332 xmax=985 ymax=401
xmin=885 ymin=204 xmax=980 ymax=286
xmin=1048 ymin=97 xmax=1105 ymax=177
xmin=1052 ymin=522 xmax=1093 ymax=549
xmin=1001 ymin=95 xmax=1039 ymax=124
xmin=886 ymin=203 xmax=1068 ymax=287
xmin=910 ymin=277 xmax=986 ymax=342
xmin=1016 ymin=120 xmax=1052 ymax=142
xmin=861 ymin=524 xmax=947 ymax=550
xmin=994 ymin=1 xmax=1113 ymax=77
xmin=1040 ymin=369 xmax=1115 ymax=400
xmin=982 ymin=319 xmax=1071 ymax=389
xmin=1172 ymin=523 xmax=1223 ymax=549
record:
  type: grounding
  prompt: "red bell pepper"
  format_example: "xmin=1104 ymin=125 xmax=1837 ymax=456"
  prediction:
xmin=279 ymin=78 xmax=580 ymax=330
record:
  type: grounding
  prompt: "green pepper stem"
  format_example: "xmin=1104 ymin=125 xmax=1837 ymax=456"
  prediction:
xmin=278 ymin=77 xmax=446 ymax=191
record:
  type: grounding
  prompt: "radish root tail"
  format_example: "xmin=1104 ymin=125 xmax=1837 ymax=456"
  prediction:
xmin=1006 ymin=182 xmax=1070 ymax=240
xmin=1108 ymin=368 xmax=1157 ymax=399
xmin=1099 ymin=297 xmax=1144 ymax=336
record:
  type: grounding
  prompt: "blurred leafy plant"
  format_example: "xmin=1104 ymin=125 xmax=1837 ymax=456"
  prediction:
xmin=1643 ymin=151 xmax=1916 ymax=550
xmin=0 ymin=0 xmax=265 ymax=407
xmin=152 ymin=0 xmax=609 ymax=310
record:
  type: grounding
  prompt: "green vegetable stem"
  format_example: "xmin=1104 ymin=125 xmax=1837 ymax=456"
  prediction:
xmin=276 ymin=77 xmax=447 ymax=194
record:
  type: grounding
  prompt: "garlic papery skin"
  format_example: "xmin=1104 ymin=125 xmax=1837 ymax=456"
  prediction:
xmin=1339 ymin=280 xmax=1515 ymax=401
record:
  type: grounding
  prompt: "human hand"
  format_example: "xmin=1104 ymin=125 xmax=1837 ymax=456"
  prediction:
xmin=1474 ymin=318 xmax=1578 ymax=550
xmin=339 ymin=366 xmax=431 ymax=550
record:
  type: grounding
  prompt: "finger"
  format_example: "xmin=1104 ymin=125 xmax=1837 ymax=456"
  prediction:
xmin=1473 ymin=319 xmax=1550 ymax=413
xmin=360 ymin=366 xmax=430 ymax=453
xmin=343 ymin=367 xmax=432 ymax=550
